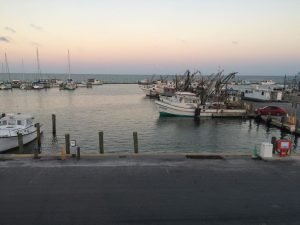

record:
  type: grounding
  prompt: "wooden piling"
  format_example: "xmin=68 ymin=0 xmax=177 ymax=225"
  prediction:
xmin=65 ymin=134 xmax=70 ymax=154
xmin=33 ymin=147 xmax=40 ymax=159
xmin=77 ymin=147 xmax=80 ymax=160
xmin=36 ymin=123 xmax=41 ymax=153
xmin=99 ymin=131 xmax=104 ymax=154
xmin=52 ymin=114 xmax=56 ymax=136
xmin=17 ymin=132 xmax=23 ymax=153
xmin=133 ymin=131 xmax=138 ymax=154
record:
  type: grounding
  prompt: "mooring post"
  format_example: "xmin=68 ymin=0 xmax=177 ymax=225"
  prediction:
xmin=77 ymin=147 xmax=80 ymax=160
xmin=17 ymin=132 xmax=24 ymax=153
xmin=99 ymin=131 xmax=104 ymax=154
xmin=133 ymin=131 xmax=138 ymax=154
xmin=36 ymin=123 xmax=41 ymax=153
xmin=65 ymin=134 xmax=70 ymax=154
xmin=52 ymin=114 xmax=56 ymax=136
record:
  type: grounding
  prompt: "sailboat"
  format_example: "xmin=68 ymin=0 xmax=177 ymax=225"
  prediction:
xmin=32 ymin=48 xmax=45 ymax=90
xmin=0 ymin=53 xmax=12 ymax=90
xmin=60 ymin=49 xmax=77 ymax=90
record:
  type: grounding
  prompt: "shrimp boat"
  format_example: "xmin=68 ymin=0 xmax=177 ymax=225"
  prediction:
xmin=155 ymin=92 xmax=246 ymax=117
xmin=0 ymin=113 xmax=40 ymax=152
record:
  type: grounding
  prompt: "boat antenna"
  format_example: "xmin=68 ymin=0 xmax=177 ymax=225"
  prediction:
xmin=21 ymin=57 xmax=25 ymax=81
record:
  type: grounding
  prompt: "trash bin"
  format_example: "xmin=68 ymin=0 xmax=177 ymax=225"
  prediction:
xmin=259 ymin=142 xmax=273 ymax=158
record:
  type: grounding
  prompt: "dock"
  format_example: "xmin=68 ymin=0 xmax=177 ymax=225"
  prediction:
xmin=260 ymin=115 xmax=297 ymax=133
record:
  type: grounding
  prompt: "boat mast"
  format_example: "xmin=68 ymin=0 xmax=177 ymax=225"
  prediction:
xmin=36 ymin=48 xmax=42 ymax=80
xmin=21 ymin=58 xmax=25 ymax=81
xmin=4 ymin=53 xmax=11 ymax=82
xmin=67 ymin=49 xmax=71 ymax=80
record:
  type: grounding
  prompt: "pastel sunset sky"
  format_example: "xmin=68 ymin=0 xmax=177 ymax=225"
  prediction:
xmin=0 ymin=0 xmax=299 ymax=75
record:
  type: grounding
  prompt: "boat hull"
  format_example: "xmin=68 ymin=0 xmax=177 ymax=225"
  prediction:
xmin=156 ymin=100 xmax=246 ymax=117
xmin=0 ymin=131 xmax=37 ymax=152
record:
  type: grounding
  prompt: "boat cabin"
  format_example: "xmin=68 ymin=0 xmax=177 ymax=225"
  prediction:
xmin=0 ymin=114 xmax=34 ymax=127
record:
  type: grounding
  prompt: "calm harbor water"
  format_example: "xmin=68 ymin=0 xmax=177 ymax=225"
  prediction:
xmin=1 ymin=81 xmax=299 ymax=154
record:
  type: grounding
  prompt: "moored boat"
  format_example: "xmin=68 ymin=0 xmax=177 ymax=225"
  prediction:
xmin=87 ymin=78 xmax=103 ymax=85
xmin=155 ymin=92 xmax=246 ymax=117
xmin=0 ymin=113 xmax=40 ymax=152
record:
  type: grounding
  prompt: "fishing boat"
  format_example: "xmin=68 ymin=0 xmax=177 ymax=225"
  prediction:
xmin=0 ymin=113 xmax=40 ymax=152
xmin=60 ymin=50 xmax=77 ymax=90
xmin=155 ymin=92 xmax=246 ymax=117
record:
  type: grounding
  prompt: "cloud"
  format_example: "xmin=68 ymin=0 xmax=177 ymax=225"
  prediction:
xmin=30 ymin=24 xmax=43 ymax=31
xmin=232 ymin=41 xmax=239 ymax=45
xmin=4 ymin=26 xmax=16 ymax=33
xmin=0 ymin=36 xmax=10 ymax=43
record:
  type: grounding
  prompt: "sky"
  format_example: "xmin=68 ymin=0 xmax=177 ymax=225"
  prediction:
xmin=0 ymin=0 xmax=299 ymax=75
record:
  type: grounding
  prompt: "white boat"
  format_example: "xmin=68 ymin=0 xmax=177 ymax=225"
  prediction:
xmin=87 ymin=78 xmax=103 ymax=85
xmin=139 ymin=84 xmax=163 ymax=97
xmin=60 ymin=50 xmax=77 ymax=90
xmin=260 ymin=80 xmax=276 ymax=85
xmin=0 ymin=82 xmax=12 ymax=90
xmin=242 ymin=88 xmax=282 ymax=102
xmin=140 ymin=81 xmax=174 ymax=97
xmin=60 ymin=79 xmax=77 ymax=90
xmin=0 ymin=113 xmax=40 ymax=152
xmin=155 ymin=92 xmax=246 ymax=117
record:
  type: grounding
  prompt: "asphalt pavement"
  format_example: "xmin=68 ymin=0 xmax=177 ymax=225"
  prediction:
xmin=0 ymin=155 xmax=300 ymax=225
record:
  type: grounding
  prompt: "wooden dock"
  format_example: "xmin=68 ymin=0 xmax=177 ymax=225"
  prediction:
xmin=260 ymin=115 xmax=296 ymax=133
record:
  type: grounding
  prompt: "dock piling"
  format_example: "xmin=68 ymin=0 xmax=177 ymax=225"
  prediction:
xmin=65 ymin=134 xmax=70 ymax=154
xmin=133 ymin=131 xmax=138 ymax=154
xmin=33 ymin=147 xmax=40 ymax=159
xmin=99 ymin=131 xmax=104 ymax=154
xmin=77 ymin=147 xmax=80 ymax=160
xmin=17 ymin=132 xmax=23 ymax=153
xmin=36 ymin=123 xmax=41 ymax=153
xmin=52 ymin=114 xmax=56 ymax=136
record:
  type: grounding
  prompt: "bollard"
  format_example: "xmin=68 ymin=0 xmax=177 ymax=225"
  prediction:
xmin=36 ymin=123 xmax=41 ymax=153
xmin=65 ymin=133 xmax=70 ymax=154
xmin=99 ymin=131 xmax=104 ymax=154
xmin=52 ymin=114 xmax=56 ymax=136
xmin=133 ymin=131 xmax=138 ymax=154
xmin=17 ymin=132 xmax=24 ymax=153
xmin=77 ymin=147 xmax=80 ymax=160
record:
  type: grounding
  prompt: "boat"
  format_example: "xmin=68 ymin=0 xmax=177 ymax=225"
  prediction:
xmin=87 ymin=78 xmax=103 ymax=85
xmin=0 ymin=113 xmax=40 ymax=152
xmin=20 ymin=82 xmax=33 ymax=90
xmin=0 ymin=82 xmax=12 ymax=90
xmin=260 ymin=80 xmax=276 ymax=85
xmin=242 ymin=88 xmax=283 ymax=102
xmin=60 ymin=50 xmax=77 ymax=90
xmin=11 ymin=80 xmax=21 ymax=88
xmin=139 ymin=80 xmax=174 ymax=98
xmin=32 ymin=49 xmax=45 ymax=90
xmin=0 ymin=53 xmax=12 ymax=90
xmin=155 ymin=92 xmax=246 ymax=117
